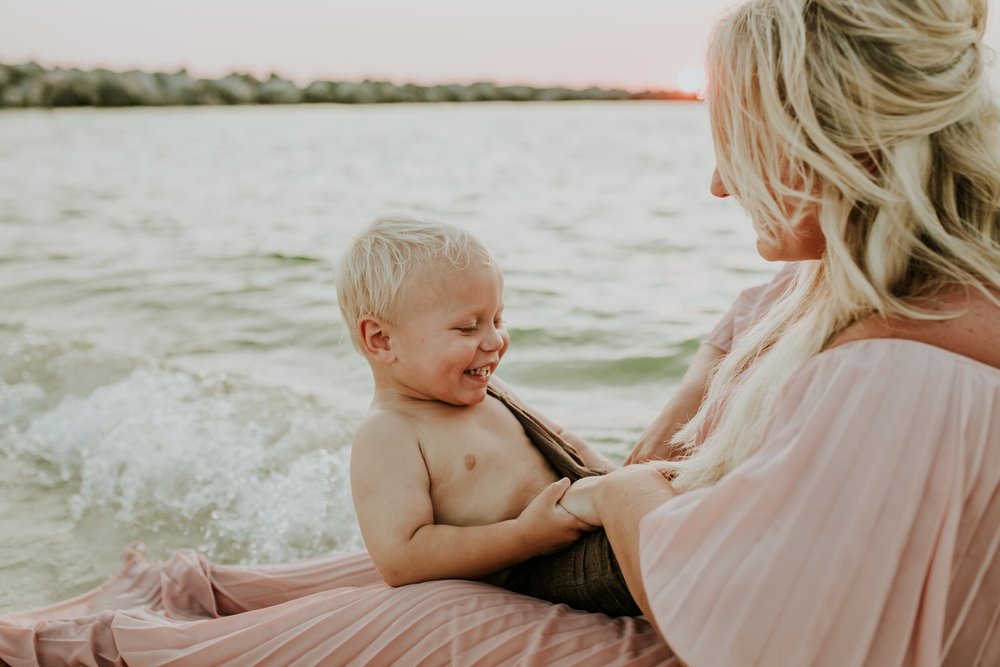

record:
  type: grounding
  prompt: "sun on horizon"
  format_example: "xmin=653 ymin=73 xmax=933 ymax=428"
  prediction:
xmin=676 ymin=67 xmax=706 ymax=94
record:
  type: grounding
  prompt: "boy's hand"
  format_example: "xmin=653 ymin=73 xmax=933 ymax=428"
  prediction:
xmin=517 ymin=478 xmax=596 ymax=555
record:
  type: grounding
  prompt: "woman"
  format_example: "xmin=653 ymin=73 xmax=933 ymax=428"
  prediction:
xmin=3 ymin=0 xmax=998 ymax=664
xmin=562 ymin=0 xmax=1000 ymax=663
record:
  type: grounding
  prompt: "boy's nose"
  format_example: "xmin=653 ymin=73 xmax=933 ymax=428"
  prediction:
xmin=480 ymin=328 xmax=504 ymax=351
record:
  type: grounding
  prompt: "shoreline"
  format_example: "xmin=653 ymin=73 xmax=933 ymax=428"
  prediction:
xmin=0 ymin=62 xmax=701 ymax=109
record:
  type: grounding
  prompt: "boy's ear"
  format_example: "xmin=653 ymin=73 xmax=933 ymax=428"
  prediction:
xmin=358 ymin=317 xmax=395 ymax=363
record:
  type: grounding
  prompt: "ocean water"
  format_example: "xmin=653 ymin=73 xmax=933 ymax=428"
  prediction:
xmin=0 ymin=101 xmax=773 ymax=613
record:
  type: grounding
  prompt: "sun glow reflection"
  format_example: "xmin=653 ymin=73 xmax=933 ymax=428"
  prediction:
xmin=677 ymin=67 xmax=706 ymax=94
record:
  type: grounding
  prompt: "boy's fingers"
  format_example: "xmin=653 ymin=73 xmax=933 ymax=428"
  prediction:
xmin=542 ymin=477 xmax=571 ymax=503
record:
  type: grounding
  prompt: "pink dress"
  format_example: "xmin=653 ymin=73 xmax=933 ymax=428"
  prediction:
xmin=3 ymin=265 xmax=998 ymax=667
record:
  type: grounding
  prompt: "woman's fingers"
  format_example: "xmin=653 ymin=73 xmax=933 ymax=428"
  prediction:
xmin=558 ymin=477 xmax=603 ymax=527
xmin=625 ymin=439 xmax=669 ymax=465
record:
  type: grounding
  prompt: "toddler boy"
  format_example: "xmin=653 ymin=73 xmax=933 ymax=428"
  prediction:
xmin=337 ymin=216 xmax=639 ymax=616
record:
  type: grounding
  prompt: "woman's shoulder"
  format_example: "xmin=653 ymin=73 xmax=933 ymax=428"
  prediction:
xmin=810 ymin=338 xmax=1000 ymax=387
xmin=771 ymin=336 xmax=1000 ymax=454
xmin=825 ymin=285 xmax=1000 ymax=373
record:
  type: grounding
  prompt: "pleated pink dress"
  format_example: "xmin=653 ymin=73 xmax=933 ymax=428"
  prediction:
xmin=3 ymin=264 xmax=999 ymax=667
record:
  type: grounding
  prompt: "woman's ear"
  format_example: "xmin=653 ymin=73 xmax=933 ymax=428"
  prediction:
xmin=359 ymin=317 xmax=395 ymax=363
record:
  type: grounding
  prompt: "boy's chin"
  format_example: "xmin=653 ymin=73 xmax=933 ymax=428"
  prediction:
xmin=441 ymin=389 xmax=489 ymax=406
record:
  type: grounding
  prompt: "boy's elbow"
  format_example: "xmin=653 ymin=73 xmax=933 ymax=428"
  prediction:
xmin=371 ymin=554 xmax=422 ymax=587
xmin=378 ymin=566 xmax=422 ymax=587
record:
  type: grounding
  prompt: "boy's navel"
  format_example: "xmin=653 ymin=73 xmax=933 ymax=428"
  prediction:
xmin=465 ymin=454 xmax=477 ymax=470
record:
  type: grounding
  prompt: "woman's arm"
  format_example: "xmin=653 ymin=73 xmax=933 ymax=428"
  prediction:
xmin=558 ymin=465 xmax=676 ymax=625
xmin=627 ymin=265 xmax=800 ymax=465
xmin=625 ymin=342 xmax=724 ymax=464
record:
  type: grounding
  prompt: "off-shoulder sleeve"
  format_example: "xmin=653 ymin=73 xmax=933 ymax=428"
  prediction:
xmin=703 ymin=263 xmax=799 ymax=354
xmin=638 ymin=342 xmax=992 ymax=667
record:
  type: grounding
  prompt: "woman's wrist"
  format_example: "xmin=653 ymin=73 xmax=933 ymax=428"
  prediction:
xmin=594 ymin=464 xmax=671 ymax=520
xmin=558 ymin=476 xmax=604 ymax=527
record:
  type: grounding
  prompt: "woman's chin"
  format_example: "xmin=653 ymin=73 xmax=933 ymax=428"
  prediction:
xmin=755 ymin=236 xmax=824 ymax=262
xmin=754 ymin=237 xmax=783 ymax=261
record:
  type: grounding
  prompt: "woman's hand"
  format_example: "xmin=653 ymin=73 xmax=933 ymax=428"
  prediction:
xmin=627 ymin=413 xmax=687 ymax=465
xmin=559 ymin=465 xmax=675 ymax=528
xmin=517 ymin=478 xmax=596 ymax=556
xmin=558 ymin=476 xmax=604 ymax=527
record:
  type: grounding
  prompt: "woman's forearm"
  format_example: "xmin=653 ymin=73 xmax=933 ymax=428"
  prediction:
xmin=596 ymin=466 xmax=676 ymax=628
xmin=627 ymin=342 xmax=724 ymax=464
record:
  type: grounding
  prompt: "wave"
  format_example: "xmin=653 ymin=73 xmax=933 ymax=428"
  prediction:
xmin=0 ymin=323 xmax=363 ymax=564
xmin=504 ymin=340 xmax=700 ymax=388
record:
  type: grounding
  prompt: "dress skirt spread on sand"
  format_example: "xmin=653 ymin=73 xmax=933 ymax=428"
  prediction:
xmin=3 ymin=263 xmax=999 ymax=667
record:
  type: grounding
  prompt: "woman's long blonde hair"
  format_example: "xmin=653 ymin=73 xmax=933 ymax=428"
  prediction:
xmin=667 ymin=0 xmax=1000 ymax=492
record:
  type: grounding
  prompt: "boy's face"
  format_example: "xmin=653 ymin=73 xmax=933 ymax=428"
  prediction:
xmin=385 ymin=259 xmax=509 ymax=406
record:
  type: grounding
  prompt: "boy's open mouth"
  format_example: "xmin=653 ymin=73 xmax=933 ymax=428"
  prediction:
xmin=464 ymin=365 xmax=491 ymax=377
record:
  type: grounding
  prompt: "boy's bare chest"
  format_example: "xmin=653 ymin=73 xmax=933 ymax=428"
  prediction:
xmin=414 ymin=397 xmax=558 ymax=526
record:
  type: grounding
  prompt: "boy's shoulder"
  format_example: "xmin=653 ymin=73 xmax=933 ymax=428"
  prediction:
xmin=352 ymin=407 xmax=419 ymax=451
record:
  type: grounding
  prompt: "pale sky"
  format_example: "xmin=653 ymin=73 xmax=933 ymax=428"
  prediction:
xmin=2 ymin=0 xmax=999 ymax=90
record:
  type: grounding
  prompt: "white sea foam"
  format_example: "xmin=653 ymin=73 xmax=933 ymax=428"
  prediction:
xmin=1 ymin=327 xmax=362 ymax=570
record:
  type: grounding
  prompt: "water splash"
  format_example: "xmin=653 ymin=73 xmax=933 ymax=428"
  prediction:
xmin=0 ymin=326 xmax=363 ymax=565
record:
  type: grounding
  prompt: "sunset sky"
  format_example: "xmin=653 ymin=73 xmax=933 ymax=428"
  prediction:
xmin=2 ymin=0 xmax=1000 ymax=91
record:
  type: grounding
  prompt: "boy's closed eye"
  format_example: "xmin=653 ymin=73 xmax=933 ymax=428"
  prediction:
xmin=456 ymin=318 xmax=505 ymax=335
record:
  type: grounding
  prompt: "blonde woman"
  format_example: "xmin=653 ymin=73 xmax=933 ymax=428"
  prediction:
xmin=563 ymin=0 xmax=1000 ymax=663
xmin=2 ymin=0 xmax=997 ymax=664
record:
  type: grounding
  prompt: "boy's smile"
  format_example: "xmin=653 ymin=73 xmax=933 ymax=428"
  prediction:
xmin=375 ymin=258 xmax=509 ymax=406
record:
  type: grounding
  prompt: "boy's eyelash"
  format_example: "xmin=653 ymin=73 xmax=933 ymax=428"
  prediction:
xmin=456 ymin=319 xmax=503 ymax=334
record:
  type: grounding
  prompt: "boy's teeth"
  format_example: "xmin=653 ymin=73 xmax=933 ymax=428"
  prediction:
xmin=466 ymin=367 xmax=490 ymax=376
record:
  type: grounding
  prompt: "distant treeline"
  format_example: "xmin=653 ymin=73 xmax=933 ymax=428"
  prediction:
xmin=0 ymin=62 xmax=700 ymax=109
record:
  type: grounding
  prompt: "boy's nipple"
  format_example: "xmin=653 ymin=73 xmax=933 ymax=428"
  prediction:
xmin=465 ymin=454 xmax=477 ymax=471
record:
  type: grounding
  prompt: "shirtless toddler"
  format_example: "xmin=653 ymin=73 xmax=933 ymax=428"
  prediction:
xmin=337 ymin=217 xmax=638 ymax=616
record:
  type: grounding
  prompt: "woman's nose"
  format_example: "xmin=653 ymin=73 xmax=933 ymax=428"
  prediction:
xmin=710 ymin=167 xmax=730 ymax=198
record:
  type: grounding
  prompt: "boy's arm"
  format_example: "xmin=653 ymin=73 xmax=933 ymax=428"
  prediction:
xmin=489 ymin=376 xmax=618 ymax=471
xmin=350 ymin=410 xmax=591 ymax=587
